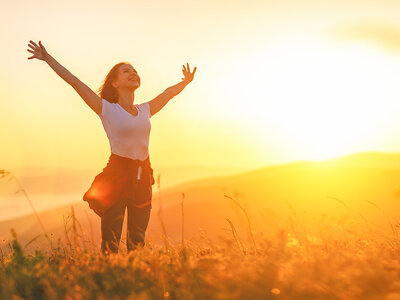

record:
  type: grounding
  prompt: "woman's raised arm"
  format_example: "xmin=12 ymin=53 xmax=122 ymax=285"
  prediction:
xmin=27 ymin=40 xmax=102 ymax=115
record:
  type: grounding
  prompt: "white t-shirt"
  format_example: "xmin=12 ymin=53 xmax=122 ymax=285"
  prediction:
xmin=99 ymin=98 xmax=152 ymax=163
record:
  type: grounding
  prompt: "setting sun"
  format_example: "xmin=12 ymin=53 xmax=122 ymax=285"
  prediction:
xmin=215 ymin=34 xmax=400 ymax=162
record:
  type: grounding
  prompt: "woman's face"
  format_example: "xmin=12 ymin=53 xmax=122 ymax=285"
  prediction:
xmin=113 ymin=64 xmax=141 ymax=89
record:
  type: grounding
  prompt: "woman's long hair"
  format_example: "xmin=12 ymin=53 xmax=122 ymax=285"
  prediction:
xmin=96 ymin=62 xmax=130 ymax=103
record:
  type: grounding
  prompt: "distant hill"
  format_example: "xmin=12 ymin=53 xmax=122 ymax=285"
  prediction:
xmin=1 ymin=151 xmax=400 ymax=255
xmin=0 ymin=164 xmax=245 ymax=196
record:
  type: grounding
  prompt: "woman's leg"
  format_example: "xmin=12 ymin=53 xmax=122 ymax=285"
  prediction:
xmin=101 ymin=198 xmax=127 ymax=255
xmin=126 ymin=204 xmax=151 ymax=252
xmin=126 ymin=170 xmax=153 ymax=252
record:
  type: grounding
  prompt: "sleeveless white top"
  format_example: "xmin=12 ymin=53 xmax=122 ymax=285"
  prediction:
xmin=99 ymin=98 xmax=152 ymax=163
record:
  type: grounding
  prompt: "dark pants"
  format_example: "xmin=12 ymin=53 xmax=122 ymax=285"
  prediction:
xmin=101 ymin=186 xmax=152 ymax=255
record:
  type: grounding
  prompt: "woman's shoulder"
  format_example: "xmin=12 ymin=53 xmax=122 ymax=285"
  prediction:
xmin=99 ymin=98 xmax=118 ymax=117
xmin=138 ymin=102 xmax=151 ymax=118
xmin=137 ymin=102 xmax=147 ymax=109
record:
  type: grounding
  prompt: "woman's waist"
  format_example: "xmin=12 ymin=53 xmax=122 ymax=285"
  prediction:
xmin=100 ymin=152 xmax=154 ymax=184
xmin=107 ymin=152 xmax=150 ymax=167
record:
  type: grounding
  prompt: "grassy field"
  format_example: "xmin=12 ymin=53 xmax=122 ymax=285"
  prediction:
xmin=2 ymin=155 xmax=400 ymax=300
xmin=1 ymin=209 xmax=399 ymax=300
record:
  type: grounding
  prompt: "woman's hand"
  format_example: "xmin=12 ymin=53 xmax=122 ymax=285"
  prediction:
xmin=181 ymin=63 xmax=197 ymax=84
xmin=27 ymin=40 xmax=49 ymax=61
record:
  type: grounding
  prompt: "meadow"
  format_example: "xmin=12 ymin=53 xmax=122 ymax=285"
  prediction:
xmin=1 ymin=200 xmax=399 ymax=299
xmin=1 ymin=153 xmax=400 ymax=300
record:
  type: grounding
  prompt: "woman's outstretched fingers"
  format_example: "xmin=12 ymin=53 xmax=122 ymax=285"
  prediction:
xmin=181 ymin=63 xmax=196 ymax=83
xmin=27 ymin=43 xmax=35 ymax=59
xmin=27 ymin=40 xmax=47 ymax=61
xmin=30 ymin=40 xmax=39 ymax=48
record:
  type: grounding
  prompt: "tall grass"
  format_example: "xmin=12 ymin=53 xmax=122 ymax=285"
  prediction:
xmin=1 ymin=169 xmax=400 ymax=299
xmin=0 ymin=170 xmax=53 ymax=248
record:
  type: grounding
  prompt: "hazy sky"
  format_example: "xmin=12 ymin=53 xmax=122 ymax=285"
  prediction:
xmin=3 ymin=0 xmax=400 ymax=176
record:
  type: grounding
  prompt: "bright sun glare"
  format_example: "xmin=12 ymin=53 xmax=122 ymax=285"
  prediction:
xmin=221 ymin=35 xmax=400 ymax=162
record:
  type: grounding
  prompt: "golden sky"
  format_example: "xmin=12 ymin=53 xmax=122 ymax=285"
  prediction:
xmin=2 ymin=0 xmax=400 ymax=176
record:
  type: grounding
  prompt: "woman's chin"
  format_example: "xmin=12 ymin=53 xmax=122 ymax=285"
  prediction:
xmin=128 ymin=83 xmax=140 ymax=90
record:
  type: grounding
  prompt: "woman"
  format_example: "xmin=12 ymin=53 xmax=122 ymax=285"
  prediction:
xmin=27 ymin=40 xmax=197 ymax=255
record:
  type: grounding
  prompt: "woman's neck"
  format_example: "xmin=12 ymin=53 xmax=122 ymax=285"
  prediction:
xmin=117 ymin=88 xmax=135 ymax=109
